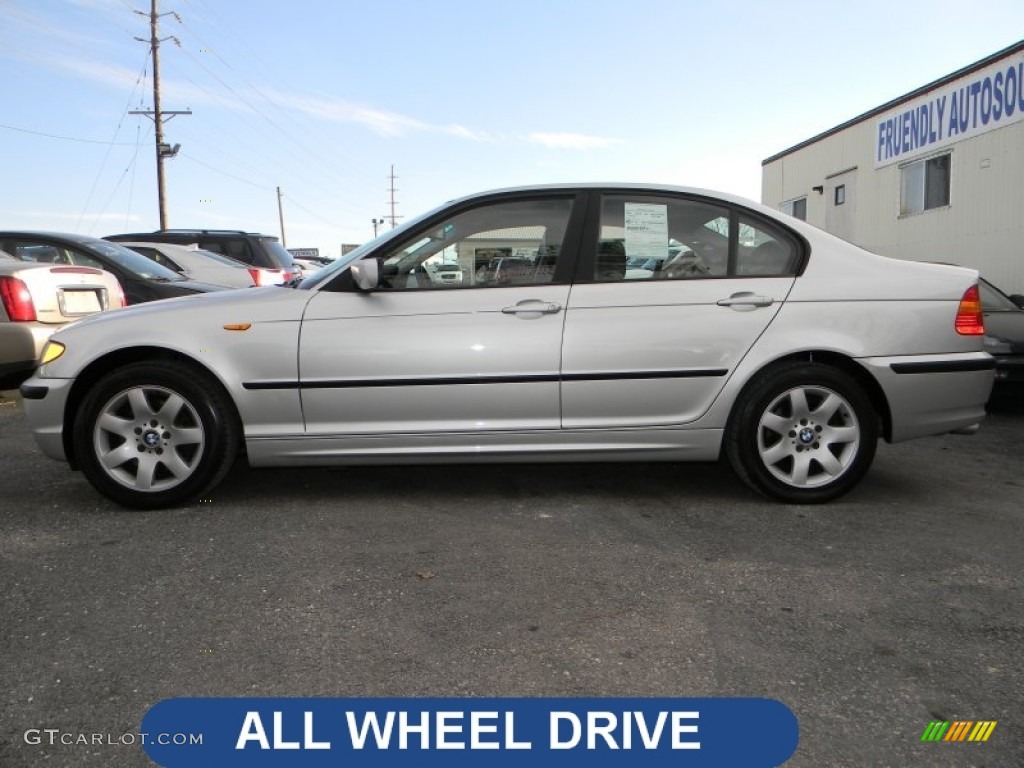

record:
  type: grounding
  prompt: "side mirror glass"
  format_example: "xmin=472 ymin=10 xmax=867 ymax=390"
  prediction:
xmin=350 ymin=258 xmax=380 ymax=292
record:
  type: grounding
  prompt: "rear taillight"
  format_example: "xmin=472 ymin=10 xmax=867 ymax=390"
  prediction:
xmin=955 ymin=284 xmax=985 ymax=336
xmin=247 ymin=268 xmax=285 ymax=286
xmin=0 ymin=276 xmax=36 ymax=321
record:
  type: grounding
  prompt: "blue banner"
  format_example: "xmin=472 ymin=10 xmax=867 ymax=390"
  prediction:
xmin=141 ymin=697 xmax=799 ymax=766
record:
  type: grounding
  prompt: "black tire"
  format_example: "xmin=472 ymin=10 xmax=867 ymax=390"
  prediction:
xmin=72 ymin=361 xmax=240 ymax=509
xmin=725 ymin=362 xmax=878 ymax=504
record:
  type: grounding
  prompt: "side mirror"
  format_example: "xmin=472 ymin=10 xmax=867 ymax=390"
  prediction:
xmin=1009 ymin=294 xmax=1024 ymax=310
xmin=350 ymin=258 xmax=380 ymax=292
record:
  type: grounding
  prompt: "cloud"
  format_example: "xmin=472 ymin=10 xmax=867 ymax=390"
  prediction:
xmin=527 ymin=132 xmax=622 ymax=150
xmin=256 ymin=89 xmax=493 ymax=141
xmin=10 ymin=210 xmax=141 ymax=222
xmin=0 ymin=27 xmax=599 ymax=149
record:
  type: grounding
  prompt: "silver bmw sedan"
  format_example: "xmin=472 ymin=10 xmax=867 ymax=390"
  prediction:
xmin=19 ymin=185 xmax=994 ymax=508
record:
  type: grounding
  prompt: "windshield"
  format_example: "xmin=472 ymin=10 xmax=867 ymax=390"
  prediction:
xmin=261 ymin=238 xmax=297 ymax=267
xmin=298 ymin=212 xmax=435 ymax=290
xmin=979 ymin=278 xmax=1020 ymax=311
xmin=193 ymin=248 xmax=248 ymax=267
xmin=82 ymin=239 xmax=187 ymax=280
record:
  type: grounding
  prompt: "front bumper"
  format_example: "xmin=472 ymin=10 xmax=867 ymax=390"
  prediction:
xmin=19 ymin=375 xmax=75 ymax=462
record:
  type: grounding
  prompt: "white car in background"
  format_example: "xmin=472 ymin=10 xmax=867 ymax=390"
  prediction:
xmin=0 ymin=249 xmax=125 ymax=389
xmin=116 ymin=242 xmax=257 ymax=289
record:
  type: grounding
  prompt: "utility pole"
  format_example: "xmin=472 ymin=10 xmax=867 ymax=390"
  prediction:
xmin=276 ymin=186 xmax=287 ymax=247
xmin=130 ymin=0 xmax=190 ymax=229
xmin=387 ymin=165 xmax=402 ymax=229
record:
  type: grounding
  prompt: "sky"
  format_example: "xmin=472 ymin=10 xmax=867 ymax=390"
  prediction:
xmin=1 ymin=0 xmax=1023 ymax=258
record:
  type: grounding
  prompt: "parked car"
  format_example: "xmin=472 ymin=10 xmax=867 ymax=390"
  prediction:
xmin=0 ymin=233 xmax=225 ymax=305
xmin=1 ymin=248 xmax=125 ymax=389
xmin=20 ymin=184 xmax=994 ymax=509
xmin=116 ymin=241 xmax=256 ymax=289
xmin=105 ymin=229 xmax=300 ymax=285
xmin=291 ymin=258 xmax=327 ymax=279
xmin=425 ymin=262 xmax=464 ymax=286
xmin=979 ymin=276 xmax=1024 ymax=388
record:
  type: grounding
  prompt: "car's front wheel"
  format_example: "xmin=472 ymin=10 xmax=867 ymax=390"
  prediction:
xmin=725 ymin=362 xmax=879 ymax=503
xmin=73 ymin=361 xmax=240 ymax=509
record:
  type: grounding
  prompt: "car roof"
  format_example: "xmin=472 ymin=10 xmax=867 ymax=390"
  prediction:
xmin=108 ymin=229 xmax=276 ymax=239
xmin=442 ymin=182 xmax=761 ymax=208
xmin=0 ymin=230 xmax=114 ymax=246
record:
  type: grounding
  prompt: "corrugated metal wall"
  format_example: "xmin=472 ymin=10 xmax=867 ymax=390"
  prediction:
xmin=762 ymin=47 xmax=1024 ymax=294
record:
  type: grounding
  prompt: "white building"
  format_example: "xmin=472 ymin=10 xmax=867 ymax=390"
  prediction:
xmin=762 ymin=40 xmax=1024 ymax=294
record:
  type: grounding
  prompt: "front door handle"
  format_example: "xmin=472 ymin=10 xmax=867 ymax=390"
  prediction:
xmin=717 ymin=292 xmax=774 ymax=309
xmin=501 ymin=300 xmax=563 ymax=315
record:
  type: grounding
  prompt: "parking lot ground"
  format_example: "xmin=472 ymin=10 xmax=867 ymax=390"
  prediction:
xmin=1 ymin=390 xmax=1022 ymax=767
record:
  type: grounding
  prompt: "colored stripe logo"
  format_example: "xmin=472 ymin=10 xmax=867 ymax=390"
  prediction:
xmin=921 ymin=721 xmax=997 ymax=742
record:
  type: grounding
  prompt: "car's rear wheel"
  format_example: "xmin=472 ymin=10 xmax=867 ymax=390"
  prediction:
xmin=725 ymin=362 xmax=878 ymax=503
xmin=73 ymin=361 xmax=240 ymax=509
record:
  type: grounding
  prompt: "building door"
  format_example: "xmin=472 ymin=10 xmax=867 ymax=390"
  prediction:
xmin=825 ymin=169 xmax=857 ymax=243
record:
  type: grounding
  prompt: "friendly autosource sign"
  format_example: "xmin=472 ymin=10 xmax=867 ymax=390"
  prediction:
xmin=874 ymin=50 xmax=1024 ymax=168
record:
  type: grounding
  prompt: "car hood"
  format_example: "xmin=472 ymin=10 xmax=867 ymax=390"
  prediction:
xmin=984 ymin=310 xmax=1024 ymax=352
xmin=52 ymin=284 xmax=310 ymax=335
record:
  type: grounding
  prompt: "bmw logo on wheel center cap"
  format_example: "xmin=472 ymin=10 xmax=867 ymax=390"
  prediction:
xmin=143 ymin=430 xmax=161 ymax=447
xmin=799 ymin=427 xmax=815 ymax=444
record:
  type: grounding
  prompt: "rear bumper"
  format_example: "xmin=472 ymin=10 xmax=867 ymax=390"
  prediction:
xmin=0 ymin=322 xmax=59 ymax=388
xmin=860 ymin=352 xmax=995 ymax=442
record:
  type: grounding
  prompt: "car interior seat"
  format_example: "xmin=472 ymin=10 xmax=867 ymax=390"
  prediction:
xmin=595 ymin=240 xmax=627 ymax=281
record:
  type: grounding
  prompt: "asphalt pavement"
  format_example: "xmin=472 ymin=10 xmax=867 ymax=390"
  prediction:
xmin=1 ymin=389 xmax=1022 ymax=767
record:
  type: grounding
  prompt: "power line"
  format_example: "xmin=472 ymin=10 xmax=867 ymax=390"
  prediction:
xmin=0 ymin=122 xmax=138 ymax=146
xmin=178 ymin=151 xmax=272 ymax=190
xmin=281 ymin=193 xmax=344 ymax=229
xmin=173 ymin=0 xmax=382 ymax=199
xmin=77 ymin=50 xmax=154 ymax=231
xmin=131 ymin=0 xmax=191 ymax=229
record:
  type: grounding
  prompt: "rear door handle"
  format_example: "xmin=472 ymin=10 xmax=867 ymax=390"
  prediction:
xmin=717 ymin=292 xmax=774 ymax=309
xmin=501 ymin=300 xmax=563 ymax=315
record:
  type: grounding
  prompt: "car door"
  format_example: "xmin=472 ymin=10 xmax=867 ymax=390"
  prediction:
xmin=299 ymin=193 xmax=584 ymax=435
xmin=561 ymin=192 xmax=802 ymax=428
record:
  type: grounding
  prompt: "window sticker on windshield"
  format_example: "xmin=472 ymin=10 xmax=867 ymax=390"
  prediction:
xmin=624 ymin=202 xmax=668 ymax=261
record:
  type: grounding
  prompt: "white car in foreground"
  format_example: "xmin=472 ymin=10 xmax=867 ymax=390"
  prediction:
xmin=20 ymin=184 xmax=994 ymax=508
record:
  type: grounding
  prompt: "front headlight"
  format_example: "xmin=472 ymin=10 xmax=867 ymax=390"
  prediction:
xmin=40 ymin=341 xmax=66 ymax=365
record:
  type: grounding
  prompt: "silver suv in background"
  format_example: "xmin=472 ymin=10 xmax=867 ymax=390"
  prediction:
xmin=116 ymin=242 xmax=257 ymax=289
xmin=105 ymin=229 xmax=300 ymax=285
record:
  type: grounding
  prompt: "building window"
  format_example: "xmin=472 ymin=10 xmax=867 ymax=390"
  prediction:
xmin=834 ymin=185 xmax=845 ymax=206
xmin=900 ymin=153 xmax=950 ymax=215
xmin=780 ymin=197 xmax=807 ymax=221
